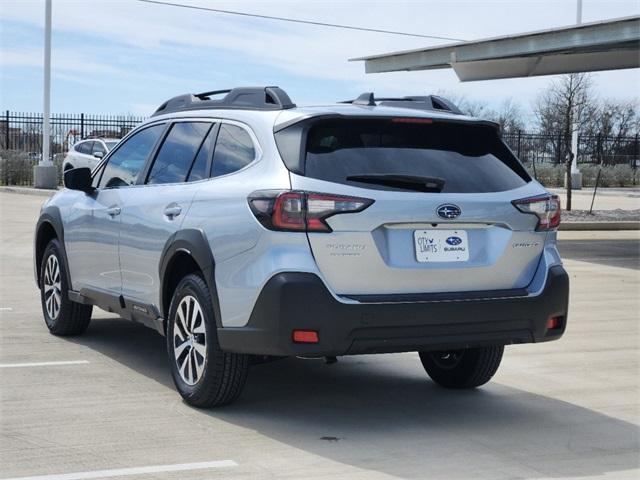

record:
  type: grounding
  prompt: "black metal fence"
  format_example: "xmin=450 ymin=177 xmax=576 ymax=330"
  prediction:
xmin=502 ymin=130 xmax=640 ymax=167
xmin=1 ymin=111 xmax=639 ymax=186
xmin=1 ymin=111 xmax=144 ymax=185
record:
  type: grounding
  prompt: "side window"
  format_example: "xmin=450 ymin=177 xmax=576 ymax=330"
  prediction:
xmin=211 ymin=124 xmax=256 ymax=177
xmin=76 ymin=141 xmax=93 ymax=155
xmin=187 ymin=124 xmax=217 ymax=182
xmin=147 ymin=122 xmax=211 ymax=185
xmin=92 ymin=141 xmax=107 ymax=155
xmin=99 ymin=124 xmax=164 ymax=189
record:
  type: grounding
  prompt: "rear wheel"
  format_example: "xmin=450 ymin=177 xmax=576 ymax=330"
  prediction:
xmin=40 ymin=239 xmax=92 ymax=335
xmin=419 ymin=346 xmax=504 ymax=389
xmin=167 ymin=273 xmax=250 ymax=407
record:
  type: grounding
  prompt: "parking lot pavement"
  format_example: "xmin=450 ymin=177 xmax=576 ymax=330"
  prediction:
xmin=1 ymin=190 xmax=639 ymax=480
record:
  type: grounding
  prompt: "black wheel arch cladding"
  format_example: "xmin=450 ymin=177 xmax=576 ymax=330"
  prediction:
xmin=35 ymin=206 xmax=71 ymax=290
xmin=158 ymin=229 xmax=222 ymax=328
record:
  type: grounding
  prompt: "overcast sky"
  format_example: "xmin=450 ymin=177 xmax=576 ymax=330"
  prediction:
xmin=1 ymin=0 xmax=639 ymax=122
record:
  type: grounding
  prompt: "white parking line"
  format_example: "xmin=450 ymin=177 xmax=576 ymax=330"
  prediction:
xmin=0 ymin=360 xmax=89 ymax=368
xmin=0 ymin=307 xmax=13 ymax=311
xmin=1 ymin=460 xmax=238 ymax=480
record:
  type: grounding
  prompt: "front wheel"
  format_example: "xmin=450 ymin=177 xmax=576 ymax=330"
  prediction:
xmin=40 ymin=239 xmax=92 ymax=335
xmin=419 ymin=346 xmax=504 ymax=389
xmin=167 ymin=273 xmax=250 ymax=408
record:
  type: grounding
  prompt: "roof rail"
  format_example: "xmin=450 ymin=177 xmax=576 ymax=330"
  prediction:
xmin=152 ymin=86 xmax=296 ymax=117
xmin=341 ymin=92 xmax=463 ymax=115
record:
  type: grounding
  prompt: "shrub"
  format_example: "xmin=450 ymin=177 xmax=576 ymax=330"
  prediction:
xmin=0 ymin=150 xmax=36 ymax=186
xmin=528 ymin=164 xmax=564 ymax=187
xmin=524 ymin=163 xmax=638 ymax=188
xmin=0 ymin=150 xmax=65 ymax=186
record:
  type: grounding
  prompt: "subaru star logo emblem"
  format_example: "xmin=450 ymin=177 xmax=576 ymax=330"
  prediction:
xmin=436 ymin=204 xmax=461 ymax=219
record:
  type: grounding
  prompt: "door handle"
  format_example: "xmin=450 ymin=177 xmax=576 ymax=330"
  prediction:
xmin=164 ymin=205 xmax=182 ymax=219
xmin=107 ymin=206 xmax=121 ymax=217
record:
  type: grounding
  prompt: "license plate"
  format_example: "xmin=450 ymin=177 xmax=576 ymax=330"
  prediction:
xmin=414 ymin=229 xmax=469 ymax=262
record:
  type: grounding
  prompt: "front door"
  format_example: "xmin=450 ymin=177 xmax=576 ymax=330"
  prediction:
xmin=66 ymin=123 xmax=167 ymax=296
xmin=64 ymin=188 xmax=122 ymax=294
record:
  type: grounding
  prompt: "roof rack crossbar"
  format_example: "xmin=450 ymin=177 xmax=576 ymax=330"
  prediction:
xmin=152 ymin=86 xmax=296 ymax=116
xmin=194 ymin=89 xmax=233 ymax=100
xmin=341 ymin=92 xmax=463 ymax=115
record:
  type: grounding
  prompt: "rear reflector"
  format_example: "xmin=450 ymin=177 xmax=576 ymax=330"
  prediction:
xmin=546 ymin=316 xmax=561 ymax=330
xmin=292 ymin=330 xmax=319 ymax=344
xmin=513 ymin=195 xmax=561 ymax=231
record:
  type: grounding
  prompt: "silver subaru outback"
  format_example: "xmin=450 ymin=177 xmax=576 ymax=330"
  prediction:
xmin=34 ymin=86 xmax=568 ymax=407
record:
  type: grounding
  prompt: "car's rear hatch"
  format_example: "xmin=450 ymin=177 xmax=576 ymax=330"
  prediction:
xmin=275 ymin=115 xmax=547 ymax=296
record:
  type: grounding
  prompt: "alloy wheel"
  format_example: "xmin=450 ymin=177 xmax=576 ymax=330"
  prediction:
xmin=173 ymin=295 xmax=207 ymax=385
xmin=43 ymin=254 xmax=61 ymax=320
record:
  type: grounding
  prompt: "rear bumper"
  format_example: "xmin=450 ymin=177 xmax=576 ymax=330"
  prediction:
xmin=217 ymin=265 xmax=569 ymax=357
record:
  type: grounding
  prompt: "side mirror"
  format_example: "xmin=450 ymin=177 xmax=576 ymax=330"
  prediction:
xmin=93 ymin=151 xmax=104 ymax=159
xmin=64 ymin=167 xmax=94 ymax=193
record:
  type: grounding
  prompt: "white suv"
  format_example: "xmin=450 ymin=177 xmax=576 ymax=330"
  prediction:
xmin=63 ymin=138 xmax=120 ymax=172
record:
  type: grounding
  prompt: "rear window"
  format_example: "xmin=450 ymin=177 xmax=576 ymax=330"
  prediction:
xmin=282 ymin=118 xmax=530 ymax=193
xmin=75 ymin=141 xmax=93 ymax=155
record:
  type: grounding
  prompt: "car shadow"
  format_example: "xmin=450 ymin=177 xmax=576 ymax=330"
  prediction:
xmin=558 ymin=239 xmax=640 ymax=270
xmin=69 ymin=318 xmax=640 ymax=479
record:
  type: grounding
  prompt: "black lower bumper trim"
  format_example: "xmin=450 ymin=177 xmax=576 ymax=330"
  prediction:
xmin=217 ymin=265 xmax=569 ymax=357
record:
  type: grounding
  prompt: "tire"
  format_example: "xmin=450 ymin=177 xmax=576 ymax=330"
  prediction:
xmin=40 ymin=239 xmax=92 ymax=336
xmin=63 ymin=163 xmax=73 ymax=171
xmin=419 ymin=346 xmax=504 ymax=389
xmin=167 ymin=273 xmax=250 ymax=408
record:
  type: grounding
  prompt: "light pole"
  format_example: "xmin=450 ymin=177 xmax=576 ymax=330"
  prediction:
xmin=34 ymin=0 xmax=57 ymax=189
xmin=568 ymin=0 xmax=583 ymax=191
xmin=576 ymin=0 xmax=582 ymax=24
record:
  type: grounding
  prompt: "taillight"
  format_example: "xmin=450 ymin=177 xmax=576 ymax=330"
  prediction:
xmin=248 ymin=190 xmax=373 ymax=232
xmin=513 ymin=195 xmax=561 ymax=231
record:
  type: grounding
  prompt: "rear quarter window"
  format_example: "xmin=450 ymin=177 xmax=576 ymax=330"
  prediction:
xmin=211 ymin=124 xmax=256 ymax=177
xmin=278 ymin=118 xmax=530 ymax=193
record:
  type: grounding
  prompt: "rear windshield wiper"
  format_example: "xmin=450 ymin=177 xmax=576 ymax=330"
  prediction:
xmin=346 ymin=174 xmax=445 ymax=193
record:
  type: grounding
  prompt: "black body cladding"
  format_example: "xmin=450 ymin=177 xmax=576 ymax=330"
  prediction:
xmin=217 ymin=266 xmax=569 ymax=357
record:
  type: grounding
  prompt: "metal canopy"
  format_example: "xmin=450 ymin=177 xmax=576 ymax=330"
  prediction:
xmin=351 ymin=16 xmax=640 ymax=81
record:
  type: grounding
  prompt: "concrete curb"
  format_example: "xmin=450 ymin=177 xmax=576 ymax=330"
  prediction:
xmin=560 ymin=222 xmax=640 ymax=231
xmin=0 ymin=186 xmax=59 ymax=198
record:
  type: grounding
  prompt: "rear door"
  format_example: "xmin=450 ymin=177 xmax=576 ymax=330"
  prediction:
xmin=282 ymin=117 xmax=546 ymax=295
xmin=73 ymin=140 xmax=94 ymax=169
xmin=117 ymin=120 xmax=217 ymax=306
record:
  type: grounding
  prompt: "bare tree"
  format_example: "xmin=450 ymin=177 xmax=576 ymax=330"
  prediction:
xmin=493 ymin=98 xmax=526 ymax=132
xmin=436 ymin=90 xmax=530 ymax=131
xmin=582 ymin=99 xmax=639 ymax=164
xmin=589 ymin=99 xmax=638 ymax=136
xmin=533 ymin=73 xmax=596 ymax=210
xmin=436 ymin=91 xmax=496 ymax=119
